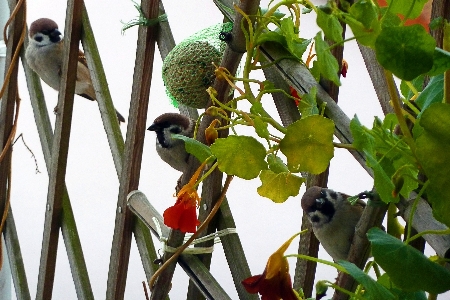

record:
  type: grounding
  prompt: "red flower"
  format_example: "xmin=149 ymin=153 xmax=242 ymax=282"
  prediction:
xmin=242 ymin=234 xmax=300 ymax=300
xmin=289 ymin=86 xmax=301 ymax=106
xmin=163 ymin=161 xmax=207 ymax=233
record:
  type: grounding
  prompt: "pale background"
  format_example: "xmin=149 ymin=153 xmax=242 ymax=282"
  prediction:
xmin=5 ymin=0 xmax=430 ymax=299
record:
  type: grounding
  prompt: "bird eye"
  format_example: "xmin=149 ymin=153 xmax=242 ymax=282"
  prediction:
xmin=170 ymin=127 xmax=181 ymax=134
xmin=315 ymin=198 xmax=324 ymax=208
xmin=34 ymin=36 xmax=43 ymax=42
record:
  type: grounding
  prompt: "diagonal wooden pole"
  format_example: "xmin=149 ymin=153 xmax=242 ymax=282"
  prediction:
xmin=106 ymin=0 xmax=160 ymax=298
xmin=36 ymin=0 xmax=83 ymax=298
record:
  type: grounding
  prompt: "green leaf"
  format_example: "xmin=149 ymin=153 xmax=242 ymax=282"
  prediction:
xmin=253 ymin=116 xmax=270 ymax=139
xmin=349 ymin=115 xmax=375 ymax=153
xmin=415 ymin=74 xmax=443 ymax=113
xmin=375 ymin=25 xmax=436 ymax=80
xmin=172 ymin=134 xmax=213 ymax=163
xmin=338 ymin=261 xmax=396 ymax=300
xmin=267 ymin=154 xmax=289 ymax=173
xmin=260 ymin=7 xmax=285 ymax=20
xmin=342 ymin=4 xmax=381 ymax=48
xmin=368 ymin=228 xmax=450 ymax=294
xmin=279 ymin=18 xmax=310 ymax=60
xmin=257 ymin=170 xmax=305 ymax=203
xmin=416 ymin=103 xmax=450 ymax=227
xmin=210 ymin=136 xmax=267 ymax=179
xmin=316 ymin=5 xmax=343 ymax=43
xmin=378 ymin=273 xmax=427 ymax=300
xmin=314 ymin=32 xmax=341 ymax=86
xmin=298 ymin=86 xmax=319 ymax=118
xmin=255 ymin=31 xmax=286 ymax=46
xmin=280 ymin=115 xmax=334 ymax=174
xmin=427 ymin=48 xmax=450 ymax=76
xmin=349 ymin=0 xmax=379 ymax=29
xmin=365 ymin=151 xmax=397 ymax=203
xmin=386 ymin=0 xmax=428 ymax=20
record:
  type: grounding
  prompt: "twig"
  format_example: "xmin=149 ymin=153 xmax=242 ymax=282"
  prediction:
xmin=13 ymin=133 xmax=41 ymax=174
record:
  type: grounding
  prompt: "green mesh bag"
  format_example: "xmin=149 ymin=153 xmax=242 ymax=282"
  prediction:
xmin=162 ymin=22 xmax=233 ymax=109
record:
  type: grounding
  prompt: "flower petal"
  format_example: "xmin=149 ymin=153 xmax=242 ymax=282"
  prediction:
xmin=163 ymin=201 xmax=199 ymax=233
xmin=242 ymin=274 xmax=264 ymax=294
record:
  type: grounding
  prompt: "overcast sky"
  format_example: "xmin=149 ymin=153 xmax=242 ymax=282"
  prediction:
xmin=5 ymin=0 xmax=414 ymax=299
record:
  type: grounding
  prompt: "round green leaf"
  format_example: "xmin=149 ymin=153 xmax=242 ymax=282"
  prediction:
xmin=279 ymin=115 xmax=334 ymax=174
xmin=416 ymin=103 xmax=450 ymax=227
xmin=257 ymin=170 xmax=305 ymax=203
xmin=375 ymin=25 xmax=436 ymax=80
xmin=210 ymin=136 xmax=267 ymax=179
xmin=368 ymin=228 xmax=450 ymax=294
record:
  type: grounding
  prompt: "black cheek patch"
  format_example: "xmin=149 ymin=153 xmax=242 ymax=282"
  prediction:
xmin=311 ymin=215 xmax=320 ymax=223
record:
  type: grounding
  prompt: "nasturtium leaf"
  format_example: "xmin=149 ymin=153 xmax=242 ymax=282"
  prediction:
xmin=172 ymin=134 xmax=212 ymax=163
xmin=267 ymin=154 xmax=289 ymax=173
xmin=386 ymin=0 xmax=428 ymax=20
xmin=365 ymin=151 xmax=397 ymax=203
xmin=375 ymin=25 xmax=436 ymax=80
xmin=349 ymin=0 xmax=378 ymax=29
xmin=210 ymin=135 xmax=267 ymax=179
xmin=257 ymin=170 xmax=304 ymax=203
xmin=316 ymin=5 xmax=343 ymax=43
xmin=250 ymin=101 xmax=265 ymax=115
xmin=368 ymin=228 xmax=450 ymax=294
xmin=349 ymin=115 xmax=375 ymax=153
xmin=415 ymin=74 xmax=443 ymax=113
xmin=416 ymin=103 xmax=450 ymax=227
xmin=314 ymin=32 xmax=341 ymax=86
xmin=427 ymin=48 xmax=450 ymax=76
xmin=378 ymin=273 xmax=427 ymax=300
xmin=338 ymin=261 xmax=395 ymax=300
xmin=253 ymin=116 xmax=270 ymax=139
xmin=280 ymin=18 xmax=310 ymax=60
xmin=342 ymin=11 xmax=380 ymax=47
xmin=255 ymin=31 xmax=286 ymax=46
xmin=298 ymin=86 xmax=319 ymax=118
xmin=279 ymin=115 xmax=334 ymax=174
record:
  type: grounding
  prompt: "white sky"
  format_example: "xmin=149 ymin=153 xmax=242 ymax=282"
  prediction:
xmin=6 ymin=0 xmax=439 ymax=299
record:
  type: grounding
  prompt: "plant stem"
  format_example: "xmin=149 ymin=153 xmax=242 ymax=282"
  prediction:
xmin=443 ymin=22 xmax=450 ymax=104
xmin=383 ymin=70 xmax=416 ymax=151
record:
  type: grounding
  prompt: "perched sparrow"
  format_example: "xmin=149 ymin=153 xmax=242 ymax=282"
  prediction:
xmin=25 ymin=18 xmax=125 ymax=123
xmin=147 ymin=113 xmax=194 ymax=172
xmin=301 ymin=186 xmax=365 ymax=261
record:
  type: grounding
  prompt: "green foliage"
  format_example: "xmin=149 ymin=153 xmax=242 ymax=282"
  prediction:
xmin=298 ymin=86 xmax=319 ymax=118
xmin=257 ymin=170 xmax=305 ymax=203
xmin=338 ymin=261 xmax=396 ymax=300
xmin=415 ymin=74 xmax=444 ymax=112
xmin=368 ymin=228 xmax=450 ymax=294
xmin=210 ymin=136 xmax=267 ymax=180
xmin=415 ymin=103 xmax=450 ymax=227
xmin=172 ymin=134 xmax=212 ymax=163
xmin=350 ymin=115 xmax=418 ymax=203
xmin=311 ymin=32 xmax=341 ymax=86
xmin=316 ymin=4 xmax=343 ymax=43
xmin=385 ymin=0 xmax=428 ymax=20
xmin=375 ymin=25 xmax=436 ymax=81
xmin=280 ymin=115 xmax=334 ymax=174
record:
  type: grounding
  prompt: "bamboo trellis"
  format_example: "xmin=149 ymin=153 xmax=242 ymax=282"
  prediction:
xmin=1 ymin=0 xmax=450 ymax=299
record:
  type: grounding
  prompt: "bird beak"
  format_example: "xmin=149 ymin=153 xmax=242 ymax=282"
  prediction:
xmin=147 ymin=124 xmax=158 ymax=131
xmin=49 ymin=30 xmax=62 ymax=43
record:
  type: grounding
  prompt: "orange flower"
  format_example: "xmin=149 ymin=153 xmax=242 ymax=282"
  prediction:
xmin=163 ymin=161 xmax=207 ymax=233
xmin=242 ymin=234 xmax=299 ymax=300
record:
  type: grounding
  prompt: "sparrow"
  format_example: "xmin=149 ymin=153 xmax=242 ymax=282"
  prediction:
xmin=301 ymin=186 xmax=365 ymax=261
xmin=147 ymin=113 xmax=194 ymax=172
xmin=25 ymin=18 xmax=125 ymax=123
